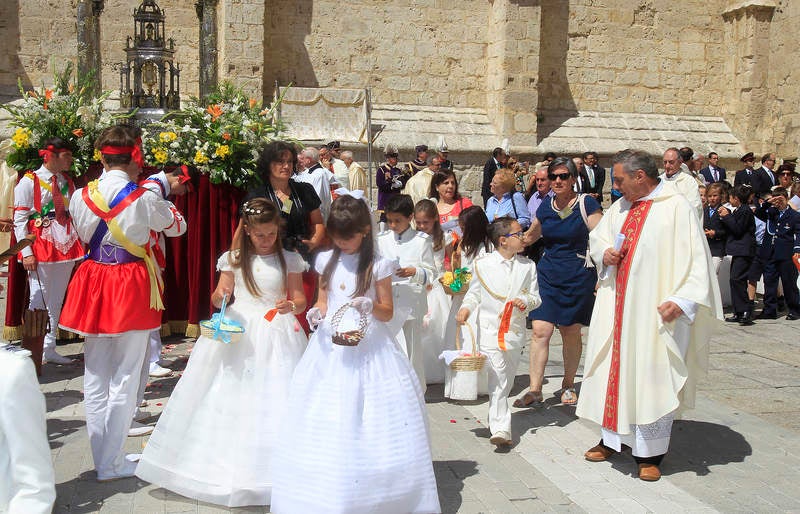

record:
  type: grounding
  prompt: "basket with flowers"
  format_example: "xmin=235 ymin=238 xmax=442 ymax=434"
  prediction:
xmin=439 ymin=267 xmax=472 ymax=296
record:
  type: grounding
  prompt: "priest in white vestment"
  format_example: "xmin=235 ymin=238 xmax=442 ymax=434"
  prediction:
xmin=660 ymin=147 xmax=703 ymax=220
xmin=577 ymin=149 xmax=723 ymax=481
xmin=402 ymin=156 xmax=440 ymax=206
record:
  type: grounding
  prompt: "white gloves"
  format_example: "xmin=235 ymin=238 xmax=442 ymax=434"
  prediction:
xmin=350 ymin=296 xmax=374 ymax=315
xmin=306 ymin=307 xmax=323 ymax=330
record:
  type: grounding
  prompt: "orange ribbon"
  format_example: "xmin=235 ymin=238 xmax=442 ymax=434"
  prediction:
xmin=264 ymin=308 xmax=278 ymax=322
xmin=497 ymin=301 xmax=515 ymax=351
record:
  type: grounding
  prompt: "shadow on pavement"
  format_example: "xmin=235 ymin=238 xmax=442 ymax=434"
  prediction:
xmin=664 ymin=419 xmax=752 ymax=476
xmin=55 ymin=473 xmax=144 ymax=513
xmin=433 ymin=459 xmax=479 ymax=514
xmin=47 ymin=418 xmax=85 ymax=450
xmin=602 ymin=419 xmax=753 ymax=479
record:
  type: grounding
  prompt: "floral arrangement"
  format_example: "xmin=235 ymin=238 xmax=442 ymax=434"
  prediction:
xmin=141 ymin=82 xmax=290 ymax=189
xmin=2 ymin=64 xmax=113 ymax=176
xmin=440 ymin=267 xmax=472 ymax=294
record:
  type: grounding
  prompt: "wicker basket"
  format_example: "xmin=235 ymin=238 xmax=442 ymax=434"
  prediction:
xmin=450 ymin=323 xmax=486 ymax=371
xmin=199 ymin=321 xmax=243 ymax=343
xmin=438 ymin=276 xmax=468 ymax=296
xmin=331 ymin=302 xmax=368 ymax=346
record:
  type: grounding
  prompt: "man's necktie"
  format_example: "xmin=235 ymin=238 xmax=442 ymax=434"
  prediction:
xmin=713 ymin=168 xmax=718 ymax=182
xmin=51 ymin=175 xmax=68 ymax=226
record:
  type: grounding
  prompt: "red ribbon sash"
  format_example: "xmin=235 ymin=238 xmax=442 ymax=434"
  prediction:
xmin=602 ymin=199 xmax=653 ymax=432
xmin=497 ymin=301 xmax=514 ymax=351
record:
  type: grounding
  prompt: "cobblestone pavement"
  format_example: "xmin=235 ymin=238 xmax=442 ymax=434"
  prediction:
xmin=14 ymin=309 xmax=800 ymax=513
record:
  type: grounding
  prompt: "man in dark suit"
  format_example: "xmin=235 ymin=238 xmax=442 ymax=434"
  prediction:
xmin=482 ymin=147 xmax=506 ymax=207
xmin=734 ymin=152 xmax=765 ymax=191
xmin=581 ymin=151 xmax=605 ymax=202
xmin=754 ymin=186 xmax=800 ymax=320
xmin=755 ymin=153 xmax=778 ymax=195
xmin=700 ymin=152 xmax=726 ymax=184
xmin=718 ymin=184 xmax=757 ymax=325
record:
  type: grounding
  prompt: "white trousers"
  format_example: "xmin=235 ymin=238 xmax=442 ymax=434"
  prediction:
xmin=485 ymin=346 xmax=523 ymax=435
xmin=83 ymin=332 xmax=148 ymax=477
xmin=135 ymin=330 xmax=162 ymax=407
xmin=28 ymin=260 xmax=75 ymax=351
xmin=402 ymin=319 xmax=426 ymax=391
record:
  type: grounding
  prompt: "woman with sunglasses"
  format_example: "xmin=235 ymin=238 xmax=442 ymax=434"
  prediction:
xmin=515 ymin=156 xmax=603 ymax=407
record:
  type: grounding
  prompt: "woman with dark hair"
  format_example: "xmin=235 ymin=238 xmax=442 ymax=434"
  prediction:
xmin=244 ymin=141 xmax=326 ymax=331
xmin=429 ymin=169 xmax=473 ymax=226
xmin=515 ymin=156 xmax=602 ymax=407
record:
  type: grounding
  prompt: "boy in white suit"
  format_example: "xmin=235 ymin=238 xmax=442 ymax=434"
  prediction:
xmin=457 ymin=217 xmax=541 ymax=446
xmin=377 ymin=194 xmax=436 ymax=389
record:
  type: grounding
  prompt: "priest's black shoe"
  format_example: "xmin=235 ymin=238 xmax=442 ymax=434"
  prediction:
xmin=755 ymin=311 xmax=777 ymax=320
xmin=739 ymin=312 xmax=754 ymax=326
xmin=725 ymin=314 xmax=741 ymax=323
xmin=786 ymin=313 xmax=800 ymax=321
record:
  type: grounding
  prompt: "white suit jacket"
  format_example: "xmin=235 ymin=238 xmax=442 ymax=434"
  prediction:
xmin=376 ymin=228 xmax=436 ymax=319
xmin=0 ymin=346 xmax=55 ymax=513
xmin=461 ymin=252 xmax=541 ymax=351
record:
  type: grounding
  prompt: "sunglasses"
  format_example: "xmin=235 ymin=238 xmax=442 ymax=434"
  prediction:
xmin=548 ymin=172 xmax=572 ymax=181
xmin=504 ymin=231 xmax=525 ymax=239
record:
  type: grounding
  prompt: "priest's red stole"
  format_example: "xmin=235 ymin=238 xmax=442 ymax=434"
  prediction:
xmin=602 ymin=199 xmax=653 ymax=432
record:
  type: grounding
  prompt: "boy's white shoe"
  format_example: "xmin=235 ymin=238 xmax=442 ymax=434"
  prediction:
xmin=128 ymin=421 xmax=154 ymax=437
xmin=42 ymin=349 xmax=74 ymax=365
xmin=489 ymin=431 xmax=512 ymax=446
xmin=148 ymin=362 xmax=171 ymax=377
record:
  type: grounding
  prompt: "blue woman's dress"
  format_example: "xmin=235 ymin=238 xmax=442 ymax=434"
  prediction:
xmin=529 ymin=195 xmax=601 ymax=326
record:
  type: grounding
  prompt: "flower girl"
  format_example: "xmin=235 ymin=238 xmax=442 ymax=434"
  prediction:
xmin=271 ymin=194 xmax=440 ymax=514
xmin=136 ymin=198 xmax=308 ymax=507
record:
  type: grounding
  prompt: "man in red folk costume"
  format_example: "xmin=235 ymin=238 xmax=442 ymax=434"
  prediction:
xmin=577 ymin=149 xmax=722 ymax=482
xmin=13 ymin=138 xmax=85 ymax=365
xmin=59 ymin=125 xmax=186 ymax=481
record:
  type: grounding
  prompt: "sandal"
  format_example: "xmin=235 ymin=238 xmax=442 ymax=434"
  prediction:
xmin=560 ymin=388 xmax=578 ymax=406
xmin=513 ymin=390 xmax=544 ymax=408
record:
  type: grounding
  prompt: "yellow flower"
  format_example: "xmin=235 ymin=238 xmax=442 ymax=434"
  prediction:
xmin=194 ymin=150 xmax=209 ymax=164
xmin=159 ymin=131 xmax=177 ymax=143
xmin=442 ymin=271 xmax=454 ymax=286
xmin=215 ymin=145 xmax=231 ymax=158
xmin=153 ymin=148 xmax=168 ymax=164
xmin=93 ymin=149 xmax=102 ymax=161
xmin=11 ymin=128 xmax=30 ymax=148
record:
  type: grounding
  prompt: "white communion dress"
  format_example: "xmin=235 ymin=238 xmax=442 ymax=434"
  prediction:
xmin=270 ymin=250 xmax=441 ymax=514
xmin=135 ymin=250 xmax=308 ymax=507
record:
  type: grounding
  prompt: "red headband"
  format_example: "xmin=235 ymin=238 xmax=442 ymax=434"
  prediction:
xmin=38 ymin=145 xmax=71 ymax=162
xmin=100 ymin=138 xmax=144 ymax=167
xmin=178 ymin=165 xmax=191 ymax=185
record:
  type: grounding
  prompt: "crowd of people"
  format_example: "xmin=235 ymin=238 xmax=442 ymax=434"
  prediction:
xmin=3 ymin=129 xmax=799 ymax=512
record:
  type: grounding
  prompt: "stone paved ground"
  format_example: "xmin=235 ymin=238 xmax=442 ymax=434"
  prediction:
xmin=11 ymin=304 xmax=800 ymax=513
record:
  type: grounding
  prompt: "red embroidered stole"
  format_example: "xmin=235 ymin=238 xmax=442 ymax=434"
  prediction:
xmin=602 ymin=199 xmax=653 ymax=432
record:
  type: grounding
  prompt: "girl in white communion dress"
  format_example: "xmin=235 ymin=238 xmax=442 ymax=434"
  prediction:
xmin=136 ymin=198 xmax=308 ymax=507
xmin=270 ymin=194 xmax=441 ymax=514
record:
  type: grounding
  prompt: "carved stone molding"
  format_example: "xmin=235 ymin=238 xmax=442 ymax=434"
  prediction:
xmin=722 ymin=0 xmax=777 ymax=18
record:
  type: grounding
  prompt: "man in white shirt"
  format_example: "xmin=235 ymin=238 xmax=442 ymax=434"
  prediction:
xmin=294 ymin=147 xmax=334 ymax=221
xmin=660 ymin=147 xmax=703 ymax=220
